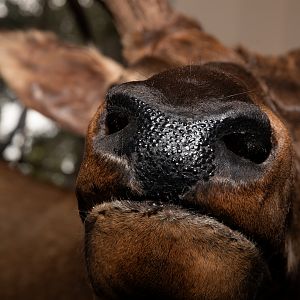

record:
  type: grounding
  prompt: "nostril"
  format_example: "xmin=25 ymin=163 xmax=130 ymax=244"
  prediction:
xmin=223 ymin=131 xmax=272 ymax=164
xmin=105 ymin=109 xmax=129 ymax=135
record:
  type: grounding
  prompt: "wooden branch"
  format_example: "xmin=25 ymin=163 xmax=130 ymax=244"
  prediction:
xmin=99 ymin=0 xmax=242 ymax=66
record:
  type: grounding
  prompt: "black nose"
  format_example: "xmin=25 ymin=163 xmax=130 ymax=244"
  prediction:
xmin=98 ymin=83 xmax=272 ymax=200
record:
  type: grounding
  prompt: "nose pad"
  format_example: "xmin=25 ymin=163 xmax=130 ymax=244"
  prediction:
xmin=102 ymin=94 xmax=272 ymax=200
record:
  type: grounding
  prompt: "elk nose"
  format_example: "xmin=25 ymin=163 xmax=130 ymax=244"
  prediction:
xmin=100 ymin=85 xmax=272 ymax=200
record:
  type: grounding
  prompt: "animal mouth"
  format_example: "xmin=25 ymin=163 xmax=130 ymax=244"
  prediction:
xmin=84 ymin=198 xmax=270 ymax=300
xmin=80 ymin=164 xmax=270 ymax=256
xmin=86 ymin=198 xmax=249 ymax=240
xmin=85 ymin=194 xmax=257 ymax=249
xmin=80 ymin=167 xmax=275 ymax=283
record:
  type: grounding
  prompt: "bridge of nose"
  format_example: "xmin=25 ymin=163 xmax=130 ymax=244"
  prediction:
xmin=143 ymin=63 xmax=256 ymax=108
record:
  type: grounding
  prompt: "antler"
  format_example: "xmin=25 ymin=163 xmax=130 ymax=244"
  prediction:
xmin=0 ymin=30 xmax=140 ymax=135
xmin=99 ymin=0 xmax=242 ymax=66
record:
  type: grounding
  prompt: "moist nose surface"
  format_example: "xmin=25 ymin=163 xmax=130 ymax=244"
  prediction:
xmin=104 ymin=95 xmax=222 ymax=199
xmin=131 ymin=99 xmax=219 ymax=199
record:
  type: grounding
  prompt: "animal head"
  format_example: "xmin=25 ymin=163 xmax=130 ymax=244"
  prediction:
xmin=76 ymin=61 xmax=297 ymax=299
xmin=1 ymin=1 xmax=300 ymax=299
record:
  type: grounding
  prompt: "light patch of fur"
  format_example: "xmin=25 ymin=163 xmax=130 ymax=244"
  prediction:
xmin=286 ymin=236 xmax=298 ymax=274
xmin=101 ymin=153 xmax=143 ymax=194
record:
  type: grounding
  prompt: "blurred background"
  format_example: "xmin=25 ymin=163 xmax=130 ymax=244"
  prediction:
xmin=0 ymin=0 xmax=299 ymax=189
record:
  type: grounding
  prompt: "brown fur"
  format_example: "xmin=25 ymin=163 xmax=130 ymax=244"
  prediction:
xmin=0 ymin=162 xmax=93 ymax=299
xmin=86 ymin=201 xmax=268 ymax=300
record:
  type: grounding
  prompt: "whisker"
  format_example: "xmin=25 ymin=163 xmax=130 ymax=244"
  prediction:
xmin=215 ymin=89 xmax=259 ymax=101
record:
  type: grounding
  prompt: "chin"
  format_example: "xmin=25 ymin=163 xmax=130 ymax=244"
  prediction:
xmin=85 ymin=201 xmax=269 ymax=300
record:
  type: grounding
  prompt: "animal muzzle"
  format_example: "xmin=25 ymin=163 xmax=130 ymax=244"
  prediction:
xmin=77 ymin=64 xmax=291 ymax=300
xmin=98 ymin=83 xmax=272 ymax=201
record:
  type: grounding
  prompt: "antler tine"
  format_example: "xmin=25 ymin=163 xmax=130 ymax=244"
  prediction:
xmin=98 ymin=0 xmax=178 ymax=36
xmin=98 ymin=0 xmax=242 ymax=66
